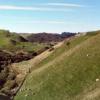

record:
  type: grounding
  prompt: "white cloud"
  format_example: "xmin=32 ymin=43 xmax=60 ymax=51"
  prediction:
xmin=32 ymin=21 xmax=67 ymax=24
xmin=14 ymin=20 xmax=76 ymax=25
xmin=0 ymin=5 xmax=46 ymax=10
xmin=0 ymin=3 xmax=84 ymax=11
xmin=0 ymin=5 xmax=72 ymax=11
xmin=13 ymin=20 xmax=67 ymax=24
xmin=40 ymin=3 xmax=84 ymax=7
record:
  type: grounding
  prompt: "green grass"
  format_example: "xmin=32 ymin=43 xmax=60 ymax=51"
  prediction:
xmin=4 ymin=42 xmax=46 ymax=53
xmin=0 ymin=31 xmax=11 ymax=47
xmin=14 ymin=42 xmax=47 ymax=52
xmin=35 ymin=34 xmax=95 ymax=68
xmin=15 ymin=33 xmax=100 ymax=100
xmin=0 ymin=30 xmax=47 ymax=53
xmin=0 ymin=37 xmax=10 ymax=46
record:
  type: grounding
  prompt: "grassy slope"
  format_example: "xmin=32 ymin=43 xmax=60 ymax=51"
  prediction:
xmin=0 ymin=31 xmax=46 ymax=53
xmin=9 ymin=42 xmax=46 ymax=52
xmin=0 ymin=32 xmax=10 ymax=47
xmin=15 ymin=33 xmax=100 ymax=100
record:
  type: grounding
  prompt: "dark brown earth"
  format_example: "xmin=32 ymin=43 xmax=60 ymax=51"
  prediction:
xmin=0 ymin=46 xmax=50 ymax=99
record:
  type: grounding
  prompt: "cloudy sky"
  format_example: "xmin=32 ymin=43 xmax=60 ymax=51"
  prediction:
xmin=0 ymin=0 xmax=100 ymax=33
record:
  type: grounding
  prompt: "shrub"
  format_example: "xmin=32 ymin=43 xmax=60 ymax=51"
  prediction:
xmin=66 ymin=41 xmax=71 ymax=48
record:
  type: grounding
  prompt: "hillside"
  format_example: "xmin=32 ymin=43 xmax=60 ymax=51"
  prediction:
xmin=0 ymin=30 xmax=47 ymax=53
xmin=0 ymin=30 xmax=75 ymax=53
xmin=0 ymin=30 xmax=76 ymax=99
xmin=27 ymin=32 xmax=75 ymax=43
xmin=0 ymin=30 xmax=52 ymax=99
xmin=15 ymin=32 xmax=100 ymax=100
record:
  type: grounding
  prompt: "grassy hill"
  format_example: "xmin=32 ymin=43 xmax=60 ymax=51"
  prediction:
xmin=0 ymin=30 xmax=51 ymax=98
xmin=0 ymin=30 xmax=11 ymax=46
xmin=15 ymin=31 xmax=100 ymax=100
xmin=0 ymin=30 xmax=47 ymax=53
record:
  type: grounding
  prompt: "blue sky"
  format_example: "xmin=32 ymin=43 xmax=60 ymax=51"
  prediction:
xmin=0 ymin=0 xmax=100 ymax=33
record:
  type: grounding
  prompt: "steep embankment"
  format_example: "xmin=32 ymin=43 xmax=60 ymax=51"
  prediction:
xmin=11 ymin=42 xmax=63 ymax=74
xmin=15 ymin=33 xmax=100 ymax=100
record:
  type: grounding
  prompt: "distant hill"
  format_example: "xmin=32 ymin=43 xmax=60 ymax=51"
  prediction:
xmin=27 ymin=32 xmax=76 ymax=43
xmin=0 ymin=30 xmax=28 ymax=47
xmin=0 ymin=30 xmax=48 ymax=53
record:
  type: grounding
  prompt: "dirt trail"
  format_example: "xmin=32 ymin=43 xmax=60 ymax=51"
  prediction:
xmin=29 ymin=42 xmax=64 ymax=68
xmin=32 ymin=39 xmax=87 ymax=73
xmin=82 ymin=88 xmax=100 ymax=100
xmin=11 ymin=41 xmax=64 ymax=99
xmin=32 ymin=33 xmax=100 ymax=74
xmin=33 ymin=43 xmax=81 ymax=73
xmin=12 ymin=42 xmax=64 ymax=74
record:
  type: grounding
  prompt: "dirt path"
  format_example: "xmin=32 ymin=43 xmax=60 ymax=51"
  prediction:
xmin=29 ymin=42 xmax=64 ymax=69
xmin=11 ymin=42 xmax=64 ymax=74
xmin=32 ymin=33 xmax=100 ymax=74
xmin=32 ymin=43 xmax=81 ymax=73
xmin=82 ymin=88 xmax=100 ymax=100
xmin=11 ymin=41 xmax=64 ymax=99
xmin=32 ymin=38 xmax=89 ymax=74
